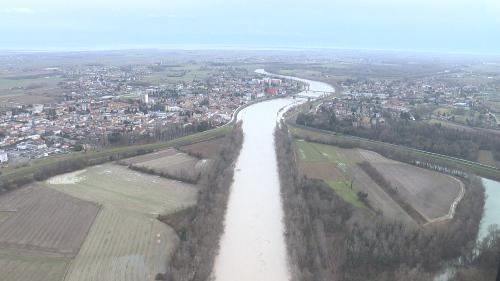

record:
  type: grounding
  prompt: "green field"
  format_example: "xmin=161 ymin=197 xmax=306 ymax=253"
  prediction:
xmin=327 ymin=180 xmax=365 ymax=208
xmin=143 ymin=65 xmax=211 ymax=85
xmin=433 ymin=107 xmax=452 ymax=115
xmin=295 ymin=140 xmax=324 ymax=161
xmin=295 ymin=139 xmax=365 ymax=208
xmin=0 ymin=76 xmax=62 ymax=90
xmin=296 ymin=140 xmax=349 ymax=164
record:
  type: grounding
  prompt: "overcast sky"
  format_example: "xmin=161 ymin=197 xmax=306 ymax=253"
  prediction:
xmin=0 ymin=0 xmax=499 ymax=53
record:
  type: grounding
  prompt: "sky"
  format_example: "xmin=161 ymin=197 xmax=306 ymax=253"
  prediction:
xmin=0 ymin=0 xmax=499 ymax=54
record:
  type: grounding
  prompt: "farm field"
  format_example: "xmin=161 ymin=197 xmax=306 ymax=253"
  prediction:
xmin=62 ymin=207 xmax=177 ymax=281
xmin=0 ymin=76 xmax=63 ymax=90
xmin=429 ymin=119 xmax=500 ymax=138
xmin=0 ymin=184 xmax=99 ymax=256
xmin=142 ymin=65 xmax=211 ymax=85
xmin=0 ymin=249 xmax=70 ymax=281
xmin=180 ymin=137 xmax=225 ymax=159
xmin=433 ymin=107 xmax=452 ymax=115
xmin=295 ymin=140 xmax=415 ymax=224
xmin=478 ymin=150 xmax=497 ymax=167
xmin=118 ymin=148 xmax=178 ymax=165
xmin=44 ymin=163 xmax=198 ymax=281
xmin=122 ymin=148 xmax=212 ymax=182
xmin=295 ymin=139 xmax=463 ymax=225
xmin=359 ymin=150 xmax=463 ymax=221
xmin=0 ymin=184 xmax=100 ymax=281
xmin=45 ymin=164 xmax=197 ymax=215
xmin=0 ymin=75 xmax=64 ymax=106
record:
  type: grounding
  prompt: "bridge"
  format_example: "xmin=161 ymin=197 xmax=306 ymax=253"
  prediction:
xmin=293 ymin=90 xmax=335 ymax=99
xmin=306 ymin=90 xmax=335 ymax=95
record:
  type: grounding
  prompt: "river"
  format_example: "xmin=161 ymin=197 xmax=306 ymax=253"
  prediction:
xmin=435 ymin=177 xmax=500 ymax=280
xmin=211 ymin=70 xmax=334 ymax=281
xmin=478 ymin=178 xmax=500 ymax=241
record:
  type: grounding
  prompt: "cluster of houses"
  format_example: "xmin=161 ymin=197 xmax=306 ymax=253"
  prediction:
xmin=0 ymin=63 xmax=301 ymax=164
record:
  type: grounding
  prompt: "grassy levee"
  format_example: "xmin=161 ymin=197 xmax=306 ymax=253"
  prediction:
xmin=289 ymin=124 xmax=500 ymax=181
xmin=0 ymin=124 xmax=232 ymax=192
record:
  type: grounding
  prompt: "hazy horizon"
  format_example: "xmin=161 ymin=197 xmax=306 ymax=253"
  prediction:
xmin=1 ymin=0 xmax=499 ymax=55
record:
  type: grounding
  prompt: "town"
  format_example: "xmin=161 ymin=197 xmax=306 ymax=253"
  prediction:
xmin=319 ymin=76 xmax=499 ymax=129
xmin=0 ymin=61 xmax=303 ymax=164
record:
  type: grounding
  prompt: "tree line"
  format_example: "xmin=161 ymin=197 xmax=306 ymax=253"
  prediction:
xmin=296 ymin=110 xmax=500 ymax=162
xmin=156 ymin=122 xmax=243 ymax=281
xmin=0 ymin=147 xmax=154 ymax=193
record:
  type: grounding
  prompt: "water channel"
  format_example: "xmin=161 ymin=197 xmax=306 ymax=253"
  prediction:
xmin=211 ymin=70 xmax=333 ymax=281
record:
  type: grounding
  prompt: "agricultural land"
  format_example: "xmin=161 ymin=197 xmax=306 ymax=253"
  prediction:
xmin=295 ymin=139 xmax=464 ymax=226
xmin=120 ymin=148 xmax=213 ymax=183
xmin=0 ymin=184 xmax=100 ymax=281
xmin=42 ymin=163 xmax=198 ymax=281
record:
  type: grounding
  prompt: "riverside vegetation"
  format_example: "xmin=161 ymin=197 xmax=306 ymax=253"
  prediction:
xmin=296 ymin=110 xmax=500 ymax=163
xmin=156 ymin=122 xmax=243 ymax=281
xmin=275 ymin=123 xmax=485 ymax=281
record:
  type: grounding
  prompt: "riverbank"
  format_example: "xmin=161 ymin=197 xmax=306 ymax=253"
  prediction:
xmin=207 ymin=70 xmax=333 ymax=281
xmin=160 ymin=123 xmax=243 ymax=281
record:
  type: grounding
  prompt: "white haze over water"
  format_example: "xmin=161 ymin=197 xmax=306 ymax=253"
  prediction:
xmin=0 ymin=0 xmax=499 ymax=54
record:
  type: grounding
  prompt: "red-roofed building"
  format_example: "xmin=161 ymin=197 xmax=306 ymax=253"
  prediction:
xmin=265 ymin=88 xmax=278 ymax=97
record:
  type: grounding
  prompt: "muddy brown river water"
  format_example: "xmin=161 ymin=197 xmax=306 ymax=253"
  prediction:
xmin=211 ymin=70 xmax=334 ymax=281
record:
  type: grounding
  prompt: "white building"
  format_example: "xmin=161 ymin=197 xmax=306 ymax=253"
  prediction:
xmin=165 ymin=106 xmax=182 ymax=112
xmin=33 ymin=104 xmax=44 ymax=114
xmin=141 ymin=93 xmax=149 ymax=104
xmin=0 ymin=150 xmax=8 ymax=163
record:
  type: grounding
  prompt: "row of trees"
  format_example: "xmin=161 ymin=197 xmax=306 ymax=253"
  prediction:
xmin=0 ymin=147 xmax=154 ymax=193
xmin=125 ymin=164 xmax=201 ymax=185
xmin=358 ymin=161 xmax=427 ymax=224
xmin=157 ymin=123 xmax=243 ymax=281
xmin=275 ymin=125 xmax=352 ymax=281
xmin=77 ymin=121 xmax=214 ymax=149
xmin=296 ymin=110 xmax=500 ymax=162
xmin=275 ymin=123 xmax=486 ymax=281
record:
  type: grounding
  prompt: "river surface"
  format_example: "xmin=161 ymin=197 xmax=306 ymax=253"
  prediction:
xmin=478 ymin=178 xmax=500 ymax=240
xmin=435 ymin=177 xmax=500 ymax=281
xmin=211 ymin=70 xmax=334 ymax=281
